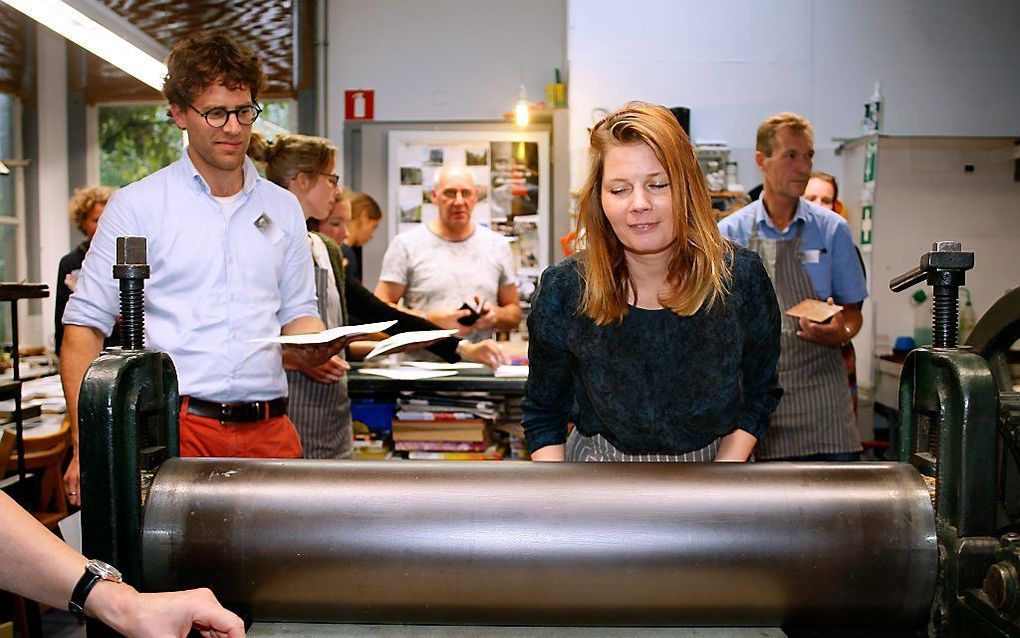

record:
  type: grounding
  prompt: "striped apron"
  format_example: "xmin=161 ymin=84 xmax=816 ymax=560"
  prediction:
xmin=748 ymin=221 xmax=860 ymax=459
xmin=287 ymin=237 xmax=353 ymax=460
xmin=566 ymin=430 xmax=722 ymax=462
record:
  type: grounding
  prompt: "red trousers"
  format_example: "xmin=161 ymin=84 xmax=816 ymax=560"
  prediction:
xmin=179 ymin=396 xmax=303 ymax=458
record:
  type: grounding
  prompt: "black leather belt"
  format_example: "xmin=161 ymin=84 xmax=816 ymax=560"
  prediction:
xmin=186 ymin=396 xmax=288 ymax=423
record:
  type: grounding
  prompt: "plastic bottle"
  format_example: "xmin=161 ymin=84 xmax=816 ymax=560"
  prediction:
xmin=910 ymin=289 xmax=932 ymax=346
xmin=862 ymin=81 xmax=883 ymax=134
xmin=959 ymin=286 xmax=976 ymax=345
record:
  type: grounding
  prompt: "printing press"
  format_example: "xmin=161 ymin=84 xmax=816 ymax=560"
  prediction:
xmin=76 ymin=238 xmax=1020 ymax=637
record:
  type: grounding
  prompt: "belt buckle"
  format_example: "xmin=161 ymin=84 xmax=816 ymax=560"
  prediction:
xmin=254 ymin=400 xmax=265 ymax=421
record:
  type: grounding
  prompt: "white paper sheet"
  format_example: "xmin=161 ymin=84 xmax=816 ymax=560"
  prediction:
xmin=404 ymin=361 xmax=485 ymax=370
xmin=358 ymin=368 xmax=459 ymax=381
xmin=494 ymin=365 xmax=529 ymax=378
xmin=58 ymin=511 xmax=82 ymax=554
xmin=251 ymin=320 xmax=396 ymax=345
xmin=363 ymin=329 xmax=457 ymax=360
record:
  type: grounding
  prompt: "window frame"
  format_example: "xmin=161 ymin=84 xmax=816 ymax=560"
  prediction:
xmin=0 ymin=94 xmax=29 ymax=343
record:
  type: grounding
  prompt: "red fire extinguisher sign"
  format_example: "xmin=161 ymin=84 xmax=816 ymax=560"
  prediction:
xmin=344 ymin=90 xmax=374 ymax=120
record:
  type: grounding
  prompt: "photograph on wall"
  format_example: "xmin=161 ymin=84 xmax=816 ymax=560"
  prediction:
xmin=398 ymin=185 xmax=423 ymax=223
xmin=491 ymin=141 xmax=540 ymax=220
xmin=465 ymin=146 xmax=489 ymax=166
xmin=400 ymin=167 xmax=422 ymax=186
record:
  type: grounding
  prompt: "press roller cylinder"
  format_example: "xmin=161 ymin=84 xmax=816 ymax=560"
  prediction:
xmin=142 ymin=459 xmax=937 ymax=627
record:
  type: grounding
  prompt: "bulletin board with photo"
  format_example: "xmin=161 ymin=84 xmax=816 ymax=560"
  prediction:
xmin=387 ymin=130 xmax=550 ymax=305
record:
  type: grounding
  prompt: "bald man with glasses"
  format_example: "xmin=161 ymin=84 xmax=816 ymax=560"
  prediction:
xmin=375 ymin=165 xmax=522 ymax=342
xmin=61 ymin=33 xmax=341 ymax=505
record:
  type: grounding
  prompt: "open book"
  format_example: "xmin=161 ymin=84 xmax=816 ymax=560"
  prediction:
xmin=251 ymin=320 xmax=397 ymax=346
xmin=252 ymin=323 xmax=455 ymax=360
xmin=363 ymin=329 xmax=458 ymax=360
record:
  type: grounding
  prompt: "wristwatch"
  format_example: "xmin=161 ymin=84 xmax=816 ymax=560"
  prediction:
xmin=68 ymin=559 xmax=122 ymax=620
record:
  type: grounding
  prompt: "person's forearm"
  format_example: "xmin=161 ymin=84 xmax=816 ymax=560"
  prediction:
xmin=715 ymin=429 xmax=757 ymax=462
xmin=60 ymin=326 xmax=106 ymax=450
xmin=530 ymin=444 xmax=565 ymax=461
xmin=281 ymin=316 xmax=326 ymax=335
xmin=842 ymin=305 xmax=863 ymax=341
xmin=493 ymin=303 xmax=522 ymax=332
xmin=0 ymin=492 xmax=88 ymax=609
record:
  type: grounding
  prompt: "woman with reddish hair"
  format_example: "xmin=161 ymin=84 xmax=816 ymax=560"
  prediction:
xmin=523 ymin=102 xmax=782 ymax=462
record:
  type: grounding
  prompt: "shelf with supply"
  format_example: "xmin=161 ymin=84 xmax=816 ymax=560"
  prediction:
xmin=696 ymin=146 xmax=748 ymax=217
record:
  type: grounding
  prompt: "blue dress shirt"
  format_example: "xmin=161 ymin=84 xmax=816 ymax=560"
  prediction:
xmin=717 ymin=198 xmax=867 ymax=305
xmin=63 ymin=149 xmax=318 ymax=401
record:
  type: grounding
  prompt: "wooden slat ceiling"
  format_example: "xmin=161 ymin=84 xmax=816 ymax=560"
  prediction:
xmin=0 ymin=4 xmax=28 ymax=98
xmin=0 ymin=1 xmax=310 ymax=104
xmin=79 ymin=0 xmax=303 ymax=103
xmin=77 ymin=0 xmax=299 ymax=104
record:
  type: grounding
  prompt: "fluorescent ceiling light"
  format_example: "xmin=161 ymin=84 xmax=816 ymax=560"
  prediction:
xmin=1 ymin=0 xmax=167 ymax=91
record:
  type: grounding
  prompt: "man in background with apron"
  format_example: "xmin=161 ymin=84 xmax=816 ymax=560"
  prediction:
xmin=718 ymin=113 xmax=867 ymax=461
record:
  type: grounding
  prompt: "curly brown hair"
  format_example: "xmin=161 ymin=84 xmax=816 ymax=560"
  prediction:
xmin=162 ymin=32 xmax=266 ymax=109
xmin=68 ymin=186 xmax=115 ymax=233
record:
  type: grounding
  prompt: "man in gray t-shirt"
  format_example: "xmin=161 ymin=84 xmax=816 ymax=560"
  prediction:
xmin=375 ymin=165 xmax=521 ymax=341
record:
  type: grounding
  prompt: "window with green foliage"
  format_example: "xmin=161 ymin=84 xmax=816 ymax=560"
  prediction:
xmin=0 ymin=91 xmax=19 ymax=343
xmin=98 ymin=101 xmax=294 ymax=187
xmin=99 ymin=104 xmax=182 ymax=187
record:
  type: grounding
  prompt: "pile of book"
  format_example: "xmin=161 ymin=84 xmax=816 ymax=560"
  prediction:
xmin=391 ymin=396 xmax=506 ymax=460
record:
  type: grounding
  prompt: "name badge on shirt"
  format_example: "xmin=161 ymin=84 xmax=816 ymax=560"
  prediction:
xmin=800 ymin=249 xmax=824 ymax=264
xmin=254 ymin=213 xmax=284 ymax=244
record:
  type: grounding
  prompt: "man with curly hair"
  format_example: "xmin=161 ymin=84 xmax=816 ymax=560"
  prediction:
xmin=61 ymin=32 xmax=341 ymax=505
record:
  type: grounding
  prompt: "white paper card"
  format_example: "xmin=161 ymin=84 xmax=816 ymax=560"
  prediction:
xmin=358 ymin=368 xmax=459 ymax=380
xmin=404 ymin=361 xmax=485 ymax=370
xmin=363 ymin=329 xmax=457 ymax=360
xmin=251 ymin=321 xmax=396 ymax=345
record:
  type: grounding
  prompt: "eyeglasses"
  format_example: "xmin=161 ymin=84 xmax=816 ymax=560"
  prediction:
xmin=440 ymin=188 xmax=475 ymax=200
xmin=318 ymin=172 xmax=340 ymax=187
xmin=189 ymin=103 xmax=262 ymax=128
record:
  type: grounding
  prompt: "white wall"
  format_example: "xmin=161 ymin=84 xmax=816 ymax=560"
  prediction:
xmin=843 ymin=136 xmax=1020 ymax=389
xmin=566 ymin=0 xmax=1020 ymax=190
xmin=325 ymin=0 xmax=567 ymax=152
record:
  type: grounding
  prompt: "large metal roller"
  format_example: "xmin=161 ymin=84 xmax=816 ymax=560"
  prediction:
xmin=142 ymin=459 xmax=936 ymax=627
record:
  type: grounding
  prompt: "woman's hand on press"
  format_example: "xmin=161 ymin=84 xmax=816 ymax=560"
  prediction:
xmin=91 ymin=583 xmax=245 ymax=638
xmin=457 ymin=340 xmax=507 ymax=369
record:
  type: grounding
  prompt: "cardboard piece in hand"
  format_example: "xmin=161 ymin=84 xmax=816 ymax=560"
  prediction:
xmin=786 ymin=299 xmax=843 ymax=323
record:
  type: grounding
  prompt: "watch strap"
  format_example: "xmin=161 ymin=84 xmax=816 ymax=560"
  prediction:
xmin=68 ymin=568 xmax=102 ymax=620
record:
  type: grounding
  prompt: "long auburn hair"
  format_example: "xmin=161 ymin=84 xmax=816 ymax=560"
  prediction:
xmin=576 ymin=102 xmax=732 ymax=325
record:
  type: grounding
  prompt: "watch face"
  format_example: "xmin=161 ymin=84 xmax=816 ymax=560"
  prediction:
xmin=86 ymin=559 xmax=123 ymax=583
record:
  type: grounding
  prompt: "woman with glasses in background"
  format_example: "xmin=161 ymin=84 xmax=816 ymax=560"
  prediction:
xmin=248 ymin=133 xmax=504 ymax=459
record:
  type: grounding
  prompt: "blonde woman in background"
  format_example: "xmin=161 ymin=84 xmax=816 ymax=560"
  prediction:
xmin=56 ymin=186 xmax=117 ymax=355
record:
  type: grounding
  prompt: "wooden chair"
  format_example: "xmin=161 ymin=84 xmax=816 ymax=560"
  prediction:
xmin=4 ymin=417 xmax=71 ymax=529
xmin=0 ymin=428 xmax=14 ymax=476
